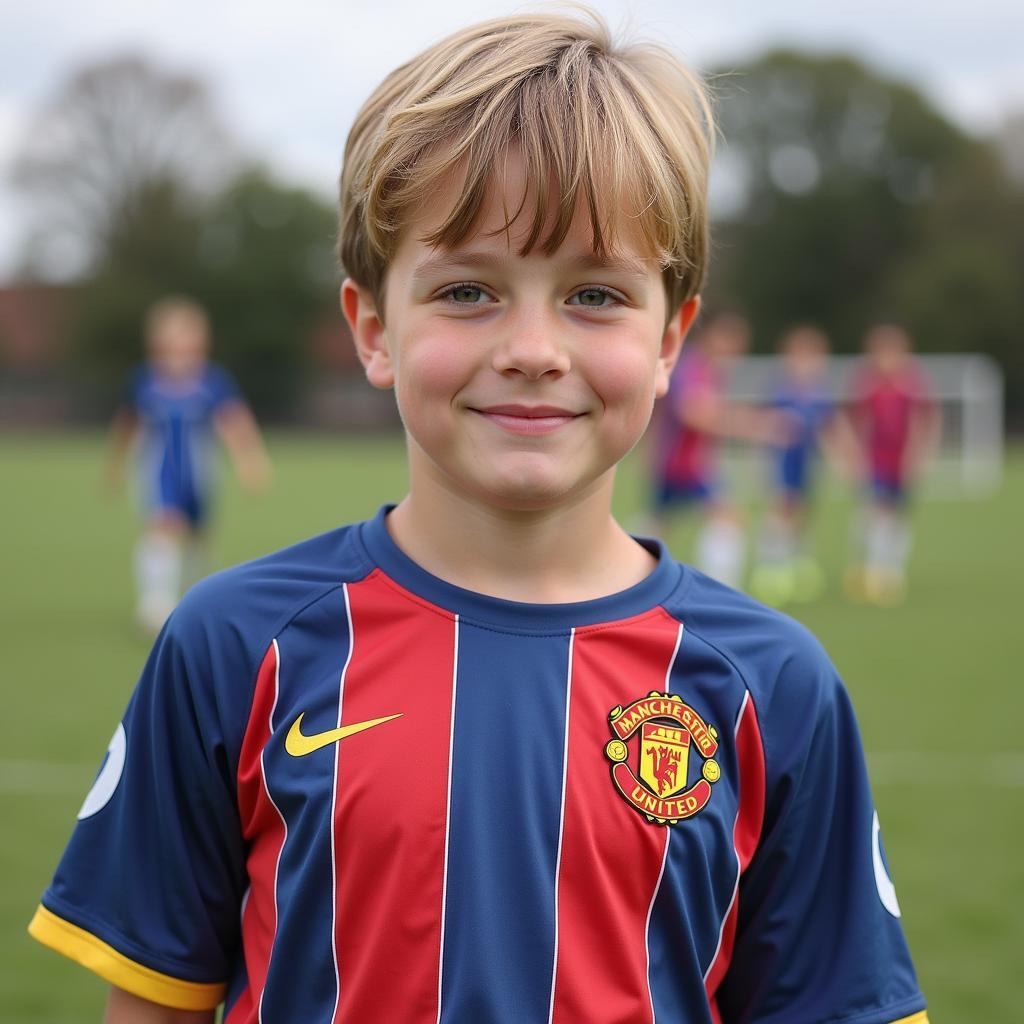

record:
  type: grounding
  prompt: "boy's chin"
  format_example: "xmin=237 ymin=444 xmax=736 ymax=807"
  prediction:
xmin=461 ymin=461 xmax=609 ymax=513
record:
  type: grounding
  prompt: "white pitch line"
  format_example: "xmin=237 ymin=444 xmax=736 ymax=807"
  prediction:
xmin=2 ymin=752 xmax=1024 ymax=796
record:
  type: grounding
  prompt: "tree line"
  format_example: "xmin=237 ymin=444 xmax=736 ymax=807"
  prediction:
xmin=10 ymin=50 xmax=1024 ymax=419
xmin=706 ymin=50 xmax=1024 ymax=413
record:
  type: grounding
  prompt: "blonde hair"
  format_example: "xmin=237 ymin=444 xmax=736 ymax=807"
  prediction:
xmin=144 ymin=296 xmax=209 ymax=341
xmin=338 ymin=8 xmax=713 ymax=314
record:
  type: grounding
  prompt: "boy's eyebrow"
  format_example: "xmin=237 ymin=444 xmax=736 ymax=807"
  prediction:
xmin=410 ymin=248 xmax=654 ymax=283
xmin=411 ymin=250 xmax=505 ymax=281
xmin=570 ymin=252 xmax=653 ymax=281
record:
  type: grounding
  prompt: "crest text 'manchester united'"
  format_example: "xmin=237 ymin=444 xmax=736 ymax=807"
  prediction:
xmin=605 ymin=692 xmax=720 ymax=825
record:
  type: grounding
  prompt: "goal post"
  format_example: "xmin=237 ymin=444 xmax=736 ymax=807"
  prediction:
xmin=722 ymin=354 xmax=1005 ymax=499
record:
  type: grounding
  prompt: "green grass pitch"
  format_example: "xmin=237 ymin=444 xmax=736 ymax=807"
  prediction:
xmin=2 ymin=432 xmax=1021 ymax=1021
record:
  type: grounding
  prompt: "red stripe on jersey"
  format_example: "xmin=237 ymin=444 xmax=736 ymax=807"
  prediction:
xmin=332 ymin=571 xmax=457 ymax=1024
xmin=704 ymin=691 xmax=766 ymax=1014
xmin=549 ymin=610 xmax=682 ymax=1024
xmin=233 ymin=641 xmax=287 ymax=1023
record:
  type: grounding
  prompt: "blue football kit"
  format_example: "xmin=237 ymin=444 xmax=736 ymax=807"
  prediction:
xmin=124 ymin=363 xmax=241 ymax=525
xmin=771 ymin=383 xmax=834 ymax=497
xmin=31 ymin=507 xmax=928 ymax=1023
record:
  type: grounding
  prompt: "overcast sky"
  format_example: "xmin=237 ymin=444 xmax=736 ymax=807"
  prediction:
xmin=3 ymin=0 xmax=1023 ymax=280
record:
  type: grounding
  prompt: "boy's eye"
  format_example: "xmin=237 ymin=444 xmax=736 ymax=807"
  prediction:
xmin=443 ymin=284 xmax=489 ymax=304
xmin=569 ymin=287 xmax=616 ymax=308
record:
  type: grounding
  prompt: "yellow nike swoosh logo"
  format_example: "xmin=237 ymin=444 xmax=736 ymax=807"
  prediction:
xmin=284 ymin=711 xmax=403 ymax=757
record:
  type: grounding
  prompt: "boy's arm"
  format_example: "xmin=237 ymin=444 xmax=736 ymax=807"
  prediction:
xmin=214 ymin=400 xmax=272 ymax=493
xmin=30 ymin=594 xmax=246 ymax=1015
xmin=817 ymin=409 xmax=863 ymax=483
xmin=904 ymin=391 xmax=940 ymax=480
xmin=105 ymin=986 xmax=215 ymax=1024
xmin=673 ymin=389 xmax=787 ymax=445
xmin=714 ymin=648 xmax=927 ymax=1023
xmin=830 ymin=402 xmax=871 ymax=482
xmin=104 ymin=407 xmax=140 ymax=493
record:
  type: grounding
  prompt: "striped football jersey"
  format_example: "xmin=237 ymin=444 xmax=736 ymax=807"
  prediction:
xmin=30 ymin=506 xmax=928 ymax=1024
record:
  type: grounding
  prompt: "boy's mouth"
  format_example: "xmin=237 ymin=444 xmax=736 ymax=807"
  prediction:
xmin=472 ymin=403 xmax=583 ymax=436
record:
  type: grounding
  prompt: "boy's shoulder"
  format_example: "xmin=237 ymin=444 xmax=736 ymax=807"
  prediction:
xmin=122 ymin=363 xmax=153 ymax=400
xmin=667 ymin=566 xmax=843 ymax=717
xmin=201 ymin=361 xmax=241 ymax=396
xmin=166 ymin=519 xmax=374 ymax=676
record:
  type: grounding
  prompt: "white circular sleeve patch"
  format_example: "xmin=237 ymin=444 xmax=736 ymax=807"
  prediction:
xmin=872 ymin=810 xmax=902 ymax=918
xmin=77 ymin=723 xmax=127 ymax=819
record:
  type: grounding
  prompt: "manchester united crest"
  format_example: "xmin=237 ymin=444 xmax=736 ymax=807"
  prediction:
xmin=605 ymin=691 xmax=720 ymax=825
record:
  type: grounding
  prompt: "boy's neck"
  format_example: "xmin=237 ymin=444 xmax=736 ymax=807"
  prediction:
xmin=385 ymin=478 xmax=657 ymax=605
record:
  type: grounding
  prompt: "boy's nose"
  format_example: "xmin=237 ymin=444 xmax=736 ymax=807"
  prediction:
xmin=491 ymin=311 xmax=571 ymax=380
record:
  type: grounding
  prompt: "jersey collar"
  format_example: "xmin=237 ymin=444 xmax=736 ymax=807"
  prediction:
xmin=358 ymin=505 xmax=683 ymax=633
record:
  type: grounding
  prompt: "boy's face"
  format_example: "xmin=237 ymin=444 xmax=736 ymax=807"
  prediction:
xmin=148 ymin=312 xmax=209 ymax=380
xmin=702 ymin=316 xmax=750 ymax=365
xmin=782 ymin=331 xmax=827 ymax=381
xmin=866 ymin=326 xmax=910 ymax=376
xmin=344 ymin=153 xmax=697 ymax=513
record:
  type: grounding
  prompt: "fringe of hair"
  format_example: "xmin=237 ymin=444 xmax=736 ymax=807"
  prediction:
xmin=339 ymin=8 xmax=713 ymax=313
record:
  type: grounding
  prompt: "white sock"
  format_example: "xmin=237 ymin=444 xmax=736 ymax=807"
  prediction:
xmin=758 ymin=518 xmax=796 ymax=568
xmin=182 ymin=537 xmax=208 ymax=591
xmin=881 ymin=516 xmax=911 ymax=573
xmin=696 ymin=519 xmax=745 ymax=588
xmin=866 ymin=515 xmax=910 ymax=575
xmin=135 ymin=533 xmax=182 ymax=627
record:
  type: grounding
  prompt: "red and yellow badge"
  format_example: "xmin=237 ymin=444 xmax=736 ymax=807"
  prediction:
xmin=605 ymin=691 xmax=720 ymax=825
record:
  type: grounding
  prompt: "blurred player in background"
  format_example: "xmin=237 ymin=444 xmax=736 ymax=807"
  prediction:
xmin=845 ymin=323 xmax=938 ymax=605
xmin=750 ymin=324 xmax=856 ymax=605
xmin=105 ymin=296 xmax=271 ymax=632
xmin=648 ymin=310 xmax=780 ymax=588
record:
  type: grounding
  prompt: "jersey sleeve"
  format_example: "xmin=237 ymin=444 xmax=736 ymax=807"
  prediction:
xmin=119 ymin=366 xmax=147 ymax=413
xmin=28 ymin=597 xmax=252 ymax=1011
xmin=207 ymin=364 xmax=243 ymax=410
xmin=716 ymin=644 xmax=928 ymax=1024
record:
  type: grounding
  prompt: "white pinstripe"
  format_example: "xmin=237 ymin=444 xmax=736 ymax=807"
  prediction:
xmin=330 ymin=584 xmax=356 ymax=1021
xmin=702 ymin=690 xmax=751 ymax=986
xmin=546 ymin=628 xmax=576 ymax=1024
xmin=434 ymin=615 xmax=460 ymax=1024
xmin=257 ymin=639 xmax=287 ymax=1024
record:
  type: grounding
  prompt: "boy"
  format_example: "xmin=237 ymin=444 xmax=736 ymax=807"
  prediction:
xmin=749 ymin=324 xmax=852 ymax=605
xmin=845 ymin=323 xmax=938 ymax=605
xmin=647 ymin=311 xmax=778 ymax=588
xmin=104 ymin=297 xmax=271 ymax=633
xmin=31 ymin=12 xmax=928 ymax=1024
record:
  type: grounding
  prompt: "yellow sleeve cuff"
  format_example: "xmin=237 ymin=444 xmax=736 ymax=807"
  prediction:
xmin=28 ymin=904 xmax=225 ymax=1011
xmin=891 ymin=1012 xmax=929 ymax=1024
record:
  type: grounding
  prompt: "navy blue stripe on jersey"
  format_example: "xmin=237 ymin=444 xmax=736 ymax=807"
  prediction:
xmin=439 ymin=622 xmax=572 ymax=1022
xmin=169 ymin=417 xmax=185 ymax=484
xmin=647 ymin=625 xmax=757 ymax=1023
xmin=252 ymin=589 xmax=351 ymax=1020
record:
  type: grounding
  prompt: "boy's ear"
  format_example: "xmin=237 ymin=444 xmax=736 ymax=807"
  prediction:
xmin=341 ymin=279 xmax=394 ymax=390
xmin=655 ymin=296 xmax=701 ymax=399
